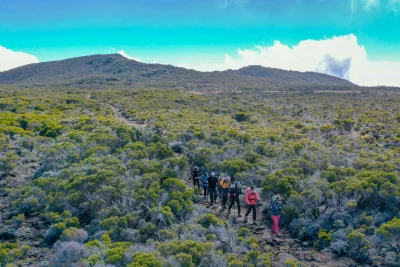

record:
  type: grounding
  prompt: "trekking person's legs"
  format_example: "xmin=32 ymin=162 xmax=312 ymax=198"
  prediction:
xmin=212 ymin=188 xmax=218 ymax=204
xmin=244 ymin=205 xmax=252 ymax=222
xmin=276 ymin=215 xmax=280 ymax=234
xmin=236 ymin=199 xmax=241 ymax=216
xmin=271 ymin=215 xmax=280 ymax=235
xmin=203 ymin=186 xmax=207 ymax=197
xmin=228 ymin=199 xmax=235 ymax=213
xmin=251 ymin=205 xmax=256 ymax=221
xmin=222 ymin=196 xmax=227 ymax=208
xmin=209 ymin=188 xmax=215 ymax=204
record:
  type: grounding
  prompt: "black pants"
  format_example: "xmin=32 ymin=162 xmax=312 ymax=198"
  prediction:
xmin=193 ymin=178 xmax=200 ymax=188
xmin=203 ymin=186 xmax=208 ymax=197
xmin=245 ymin=205 xmax=256 ymax=221
xmin=221 ymin=188 xmax=228 ymax=207
xmin=209 ymin=188 xmax=217 ymax=204
xmin=222 ymin=197 xmax=228 ymax=208
xmin=228 ymin=198 xmax=241 ymax=215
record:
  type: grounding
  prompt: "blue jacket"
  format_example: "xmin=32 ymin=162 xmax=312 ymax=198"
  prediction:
xmin=270 ymin=200 xmax=283 ymax=216
xmin=201 ymin=175 xmax=208 ymax=186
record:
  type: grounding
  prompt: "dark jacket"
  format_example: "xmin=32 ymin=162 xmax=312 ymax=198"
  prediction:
xmin=229 ymin=187 xmax=242 ymax=200
xmin=270 ymin=200 xmax=283 ymax=216
xmin=192 ymin=169 xmax=201 ymax=179
xmin=207 ymin=176 xmax=218 ymax=189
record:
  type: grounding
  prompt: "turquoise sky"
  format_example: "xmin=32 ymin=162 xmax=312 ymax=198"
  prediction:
xmin=1 ymin=0 xmax=400 ymax=65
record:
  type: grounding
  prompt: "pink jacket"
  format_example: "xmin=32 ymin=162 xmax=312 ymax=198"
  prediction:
xmin=245 ymin=190 xmax=260 ymax=205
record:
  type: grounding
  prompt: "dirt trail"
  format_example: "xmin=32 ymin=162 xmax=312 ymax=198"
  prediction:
xmin=108 ymin=104 xmax=147 ymax=131
xmin=86 ymin=94 xmax=147 ymax=131
xmin=183 ymin=168 xmax=361 ymax=266
xmin=183 ymin=168 xmax=279 ymax=237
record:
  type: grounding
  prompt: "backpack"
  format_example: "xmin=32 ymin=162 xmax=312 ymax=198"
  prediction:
xmin=270 ymin=200 xmax=282 ymax=214
xmin=249 ymin=192 xmax=256 ymax=200
xmin=201 ymin=175 xmax=208 ymax=185
xmin=228 ymin=187 xmax=237 ymax=199
xmin=247 ymin=191 xmax=257 ymax=204
xmin=193 ymin=169 xmax=200 ymax=178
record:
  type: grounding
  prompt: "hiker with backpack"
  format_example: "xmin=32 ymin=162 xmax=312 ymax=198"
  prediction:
xmin=228 ymin=182 xmax=242 ymax=217
xmin=244 ymin=186 xmax=260 ymax=224
xmin=201 ymin=172 xmax=209 ymax=198
xmin=270 ymin=195 xmax=283 ymax=237
xmin=192 ymin=166 xmax=202 ymax=189
xmin=220 ymin=177 xmax=231 ymax=209
xmin=207 ymin=172 xmax=218 ymax=205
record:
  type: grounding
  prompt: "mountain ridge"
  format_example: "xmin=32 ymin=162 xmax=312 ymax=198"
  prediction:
xmin=0 ymin=53 xmax=355 ymax=90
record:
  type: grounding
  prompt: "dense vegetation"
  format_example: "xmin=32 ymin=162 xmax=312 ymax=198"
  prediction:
xmin=0 ymin=86 xmax=399 ymax=266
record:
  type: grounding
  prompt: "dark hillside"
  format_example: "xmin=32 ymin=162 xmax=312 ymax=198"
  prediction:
xmin=0 ymin=54 xmax=354 ymax=90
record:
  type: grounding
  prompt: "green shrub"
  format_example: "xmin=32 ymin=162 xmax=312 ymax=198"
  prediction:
xmin=198 ymin=214 xmax=224 ymax=228
xmin=314 ymin=230 xmax=332 ymax=250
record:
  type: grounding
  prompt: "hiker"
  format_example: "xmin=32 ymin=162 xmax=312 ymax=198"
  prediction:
xmin=201 ymin=172 xmax=209 ymax=198
xmin=207 ymin=172 xmax=218 ymax=205
xmin=270 ymin=195 xmax=283 ymax=237
xmin=217 ymin=176 xmax=224 ymax=201
xmin=192 ymin=166 xmax=202 ymax=189
xmin=220 ymin=177 xmax=231 ymax=209
xmin=228 ymin=182 xmax=242 ymax=217
xmin=244 ymin=186 xmax=260 ymax=224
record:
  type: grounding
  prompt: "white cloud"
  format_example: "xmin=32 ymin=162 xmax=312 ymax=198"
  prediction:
xmin=118 ymin=50 xmax=141 ymax=62
xmin=389 ymin=0 xmax=400 ymax=13
xmin=178 ymin=34 xmax=400 ymax=87
xmin=364 ymin=0 xmax=380 ymax=10
xmin=351 ymin=0 xmax=381 ymax=14
xmin=0 ymin=46 xmax=39 ymax=72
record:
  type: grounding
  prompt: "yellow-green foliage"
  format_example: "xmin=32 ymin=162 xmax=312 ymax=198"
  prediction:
xmin=159 ymin=229 xmax=176 ymax=240
xmin=348 ymin=229 xmax=369 ymax=252
xmin=197 ymin=213 xmax=224 ymax=228
xmin=376 ymin=217 xmax=400 ymax=252
xmin=314 ymin=230 xmax=332 ymax=250
xmin=238 ymin=227 xmax=250 ymax=237
xmin=158 ymin=240 xmax=213 ymax=265
xmin=174 ymin=252 xmax=194 ymax=267
xmin=0 ymin=243 xmax=30 ymax=265
xmin=284 ymin=259 xmax=297 ymax=267
xmin=127 ymin=252 xmax=162 ymax=267
xmin=87 ymin=234 xmax=132 ymax=265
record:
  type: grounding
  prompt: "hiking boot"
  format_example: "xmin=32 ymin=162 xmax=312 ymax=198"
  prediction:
xmin=243 ymin=216 xmax=248 ymax=223
xmin=252 ymin=221 xmax=257 ymax=225
xmin=238 ymin=215 xmax=242 ymax=217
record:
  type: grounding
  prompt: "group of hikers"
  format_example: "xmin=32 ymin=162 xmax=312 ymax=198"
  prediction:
xmin=192 ymin=166 xmax=283 ymax=237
